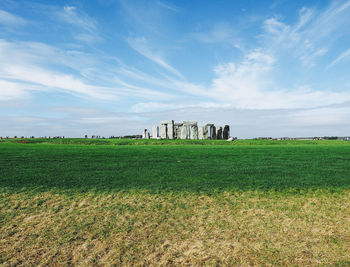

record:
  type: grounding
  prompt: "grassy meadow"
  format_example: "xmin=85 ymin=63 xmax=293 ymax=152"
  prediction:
xmin=1 ymin=139 xmax=350 ymax=265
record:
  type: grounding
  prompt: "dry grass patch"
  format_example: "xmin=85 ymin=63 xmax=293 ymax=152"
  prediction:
xmin=1 ymin=190 xmax=350 ymax=266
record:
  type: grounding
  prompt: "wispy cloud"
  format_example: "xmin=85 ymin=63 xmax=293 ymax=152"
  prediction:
xmin=55 ymin=6 xmax=101 ymax=43
xmin=127 ymin=37 xmax=184 ymax=79
xmin=0 ymin=9 xmax=27 ymax=27
xmin=157 ymin=1 xmax=179 ymax=12
xmin=0 ymin=80 xmax=32 ymax=100
xmin=0 ymin=39 xmax=175 ymax=101
xmin=58 ymin=6 xmax=96 ymax=32
xmin=261 ymin=1 xmax=350 ymax=67
xmin=328 ymin=48 xmax=350 ymax=69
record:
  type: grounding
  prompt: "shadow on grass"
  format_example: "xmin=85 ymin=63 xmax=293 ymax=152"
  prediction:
xmin=1 ymin=143 xmax=350 ymax=194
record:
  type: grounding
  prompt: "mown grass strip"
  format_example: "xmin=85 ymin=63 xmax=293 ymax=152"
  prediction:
xmin=1 ymin=143 xmax=350 ymax=194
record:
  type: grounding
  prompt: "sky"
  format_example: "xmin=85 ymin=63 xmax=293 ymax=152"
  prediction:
xmin=1 ymin=0 xmax=350 ymax=138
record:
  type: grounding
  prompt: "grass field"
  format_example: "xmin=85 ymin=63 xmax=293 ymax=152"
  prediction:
xmin=1 ymin=139 xmax=350 ymax=265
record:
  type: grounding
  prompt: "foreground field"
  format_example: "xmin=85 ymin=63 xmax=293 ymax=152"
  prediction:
xmin=1 ymin=140 xmax=350 ymax=265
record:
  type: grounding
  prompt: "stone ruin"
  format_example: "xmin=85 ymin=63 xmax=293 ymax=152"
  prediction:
xmin=143 ymin=120 xmax=230 ymax=140
xmin=142 ymin=129 xmax=150 ymax=139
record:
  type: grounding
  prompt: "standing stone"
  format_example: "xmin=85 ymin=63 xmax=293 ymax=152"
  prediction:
xmin=210 ymin=125 xmax=216 ymax=139
xmin=183 ymin=121 xmax=197 ymax=139
xmin=152 ymin=126 xmax=159 ymax=138
xmin=168 ymin=122 xmax=174 ymax=139
xmin=142 ymin=129 xmax=150 ymax=139
xmin=190 ymin=123 xmax=198 ymax=139
xmin=205 ymin=124 xmax=213 ymax=139
xmin=174 ymin=123 xmax=182 ymax=139
xmin=160 ymin=124 xmax=167 ymax=139
xmin=175 ymin=123 xmax=182 ymax=139
xmin=180 ymin=124 xmax=189 ymax=139
xmin=176 ymin=126 xmax=181 ymax=139
xmin=223 ymin=125 xmax=230 ymax=139
xmin=216 ymin=127 xmax=223 ymax=140
xmin=203 ymin=125 xmax=209 ymax=139
xmin=186 ymin=124 xmax=191 ymax=138
xmin=198 ymin=126 xmax=204 ymax=139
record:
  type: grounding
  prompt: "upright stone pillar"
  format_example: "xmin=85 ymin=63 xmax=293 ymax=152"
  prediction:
xmin=216 ymin=127 xmax=223 ymax=140
xmin=198 ymin=126 xmax=204 ymax=139
xmin=142 ymin=129 xmax=150 ymax=139
xmin=190 ymin=123 xmax=198 ymax=139
xmin=210 ymin=125 xmax=216 ymax=139
xmin=177 ymin=125 xmax=182 ymax=139
xmin=168 ymin=121 xmax=174 ymax=139
xmin=180 ymin=124 xmax=188 ymax=139
xmin=152 ymin=126 xmax=159 ymax=138
xmin=223 ymin=125 xmax=230 ymax=139
xmin=174 ymin=123 xmax=182 ymax=139
xmin=160 ymin=124 xmax=167 ymax=139
xmin=205 ymin=124 xmax=213 ymax=139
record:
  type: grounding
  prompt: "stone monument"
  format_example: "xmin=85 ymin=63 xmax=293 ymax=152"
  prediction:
xmin=223 ymin=125 xmax=230 ymax=139
xmin=160 ymin=120 xmax=174 ymax=139
xmin=144 ymin=120 xmax=230 ymax=140
xmin=216 ymin=126 xmax=223 ymax=140
xmin=152 ymin=126 xmax=159 ymax=139
xmin=142 ymin=129 xmax=150 ymax=139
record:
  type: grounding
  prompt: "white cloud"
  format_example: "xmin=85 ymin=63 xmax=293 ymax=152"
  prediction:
xmin=209 ymin=51 xmax=275 ymax=108
xmin=127 ymin=37 xmax=184 ymax=79
xmin=0 ymin=9 xmax=27 ymax=27
xmin=0 ymin=80 xmax=30 ymax=100
xmin=55 ymin=6 xmax=101 ymax=44
xmin=59 ymin=6 xmax=96 ymax=32
xmin=157 ymin=1 xmax=179 ymax=12
xmin=209 ymin=51 xmax=350 ymax=109
xmin=304 ymin=1 xmax=350 ymax=42
xmin=328 ymin=48 xmax=350 ymax=69
xmin=299 ymin=47 xmax=328 ymax=68
xmin=263 ymin=17 xmax=290 ymax=37
xmin=0 ymin=39 xmax=176 ymax=101
xmin=261 ymin=1 xmax=350 ymax=67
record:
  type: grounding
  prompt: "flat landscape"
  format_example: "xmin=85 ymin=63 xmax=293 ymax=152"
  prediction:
xmin=1 ymin=139 xmax=350 ymax=265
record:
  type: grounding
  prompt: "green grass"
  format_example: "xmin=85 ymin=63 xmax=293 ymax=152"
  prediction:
xmin=1 ymin=140 xmax=350 ymax=193
xmin=1 ymin=139 xmax=350 ymax=265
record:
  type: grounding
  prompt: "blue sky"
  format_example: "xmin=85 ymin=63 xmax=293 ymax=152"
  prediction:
xmin=1 ymin=0 xmax=350 ymax=138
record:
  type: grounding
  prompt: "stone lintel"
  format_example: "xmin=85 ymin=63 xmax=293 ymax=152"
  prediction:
xmin=161 ymin=120 xmax=174 ymax=124
xmin=183 ymin=121 xmax=198 ymax=125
